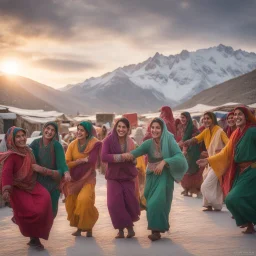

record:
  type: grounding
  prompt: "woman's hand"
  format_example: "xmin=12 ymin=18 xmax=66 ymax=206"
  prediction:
xmin=122 ymin=153 xmax=134 ymax=161
xmin=32 ymin=164 xmax=43 ymax=173
xmin=2 ymin=190 xmax=10 ymax=202
xmin=178 ymin=141 xmax=184 ymax=148
xmin=201 ymin=151 xmax=209 ymax=158
xmin=76 ymin=157 xmax=88 ymax=165
xmin=196 ymin=158 xmax=209 ymax=168
xmin=154 ymin=160 xmax=166 ymax=175
xmin=64 ymin=172 xmax=71 ymax=182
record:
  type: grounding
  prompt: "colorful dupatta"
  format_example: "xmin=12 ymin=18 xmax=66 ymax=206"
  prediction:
xmin=0 ymin=127 xmax=36 ymax=192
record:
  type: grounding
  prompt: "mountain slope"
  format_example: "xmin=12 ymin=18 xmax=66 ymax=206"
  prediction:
xmin=63 ymin=44 xmax=256 ymax=105
xmin=175 ymin=69 xmax=256 ymax=109
xmin=64 ymin=70 xmax=175 ymax=113
xmin=0 ymin=75 xmax=90 ymax=114
xmin=0 ymin=75 xmax=55 ymax=111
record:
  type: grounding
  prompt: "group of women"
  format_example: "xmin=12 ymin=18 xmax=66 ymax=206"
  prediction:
xmin=0 ymin=105 xmax=256 ymax=251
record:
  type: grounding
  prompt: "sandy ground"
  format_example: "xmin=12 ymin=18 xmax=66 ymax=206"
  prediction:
xmin=0 ymin=173 xmax=256 ymax=256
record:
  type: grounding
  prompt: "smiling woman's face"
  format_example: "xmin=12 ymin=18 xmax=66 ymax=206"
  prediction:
xmin=150 ymin=122 xmax=162 ymax=139
xmin=14 ymin=130 xmax=27 ymax=148
xmin=116 ymin=121 xmax=128 ymax=138
xmin=234 ymin=109 xmax=246 ymax=128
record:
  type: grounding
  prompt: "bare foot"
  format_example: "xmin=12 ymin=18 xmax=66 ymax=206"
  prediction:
xmin=202 ymin=206 xmax=213 ymax=211
xmin=242 ymin=223 xmax=255 ymax=234
xmin=72 ymin=229 xmax=82 ymax=236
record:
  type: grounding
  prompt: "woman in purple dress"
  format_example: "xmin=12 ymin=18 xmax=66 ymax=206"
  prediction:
xmin=101 ymin=118 xmax=140 ymax=239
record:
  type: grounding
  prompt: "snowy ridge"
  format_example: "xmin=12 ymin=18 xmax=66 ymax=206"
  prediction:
xmin=62 ymin=44 xmax=256 ymax=103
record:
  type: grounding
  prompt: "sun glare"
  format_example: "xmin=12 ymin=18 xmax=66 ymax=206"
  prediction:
xmin=1 ymin=60 xmax=19 ymax=75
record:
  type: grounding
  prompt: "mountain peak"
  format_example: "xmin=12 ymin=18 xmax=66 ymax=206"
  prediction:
xmin=216 ymin=44 xmax=234 ymax=54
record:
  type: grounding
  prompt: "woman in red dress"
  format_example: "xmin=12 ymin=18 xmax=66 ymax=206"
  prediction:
xmin=0 ymin=127 xmax=53 ymax=250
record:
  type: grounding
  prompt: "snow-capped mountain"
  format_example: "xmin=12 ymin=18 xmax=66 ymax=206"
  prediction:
xmin=62 ymin=44 xmax=256 ymax=110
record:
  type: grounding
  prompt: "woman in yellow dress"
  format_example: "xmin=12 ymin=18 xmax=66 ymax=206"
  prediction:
xmin=62 ymin=121 xmax=101 ymax=237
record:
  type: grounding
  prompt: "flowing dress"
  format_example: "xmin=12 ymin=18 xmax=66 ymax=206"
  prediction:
xmin=131 ymin=120 xmax=188 ymax=232
xmin=30 ymin=138 xmax=68 ymax=217
xmin=63 ymin=138 xmax=101 ymax=231
xmin=209 ymin=126 xmax=256 ymax=226
xmin=195 ymin=125 xmax=228 ymax=210
xmin=1 ymin=153 xmax=53 ymax=240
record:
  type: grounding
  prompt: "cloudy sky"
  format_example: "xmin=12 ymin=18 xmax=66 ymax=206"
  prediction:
xmin=0 ymin=0 xmax=255 ymax=89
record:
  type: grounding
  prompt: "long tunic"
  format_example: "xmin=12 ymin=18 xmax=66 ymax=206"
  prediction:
xmin=64 ymin=139 xmax=100 ymax=231
xmin=30 ymin=139 xmax=68 ymax=217
xmin=131 ymin=139 xmax=187 ymax=232
xmin=1 ymin=154 xmax=53 ymax=239
xmin=209 ymin=127 xmax=256 ymax=226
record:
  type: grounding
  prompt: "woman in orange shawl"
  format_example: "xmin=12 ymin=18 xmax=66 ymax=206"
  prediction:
xmin=62 ymin=121 xmax=101 ymax=237
xmin=0 ymin=127 xmax=53 ymax=250
xmin=197 ymin=107 xmax=256 ymax=234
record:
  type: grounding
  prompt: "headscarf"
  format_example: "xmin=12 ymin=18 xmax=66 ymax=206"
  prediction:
xmin=221 ymin=106 xmax=256 ymax=196
xmin=204 ymin=112 xmax=218 ymax=126
xmin=107 ymin=118 xmax=135 ymax=154
xmin=225 ymin=112 xmax=236 ymax=138
xmin=160 ymin=106 xmax=176 ymax=136
xmin=0 ymin=127 xmax=36 ymax=192
xmin=152 ymin=118 xmax=188 ymax=181
xmin=133 ymin=127 xmax=145 ymax=146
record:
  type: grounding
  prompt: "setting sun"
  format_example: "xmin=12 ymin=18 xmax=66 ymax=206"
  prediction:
xmin=1 ymin=60 xmax=19 ymax=75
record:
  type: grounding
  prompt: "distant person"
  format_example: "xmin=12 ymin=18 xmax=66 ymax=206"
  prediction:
xmin=225 ymin=112 xmax=236 ymax=138
xmin=177 ymin=112 xmax=203 ymax=197
xmin=197 ymin=107 xmax=256 ymax=234
xmin=184 ymin=112 xmax=229 ymax=211
xmin=0 ymin=127 xmax=53 ymax=250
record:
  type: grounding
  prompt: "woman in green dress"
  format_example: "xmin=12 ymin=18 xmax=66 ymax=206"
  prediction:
xmin=123 ymin=118 xmax=188 ymax=241
xmin=197 ymin=106 xmax=256 ymax=234
xmin=30 ymin=122 xmax=70 ymax=217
